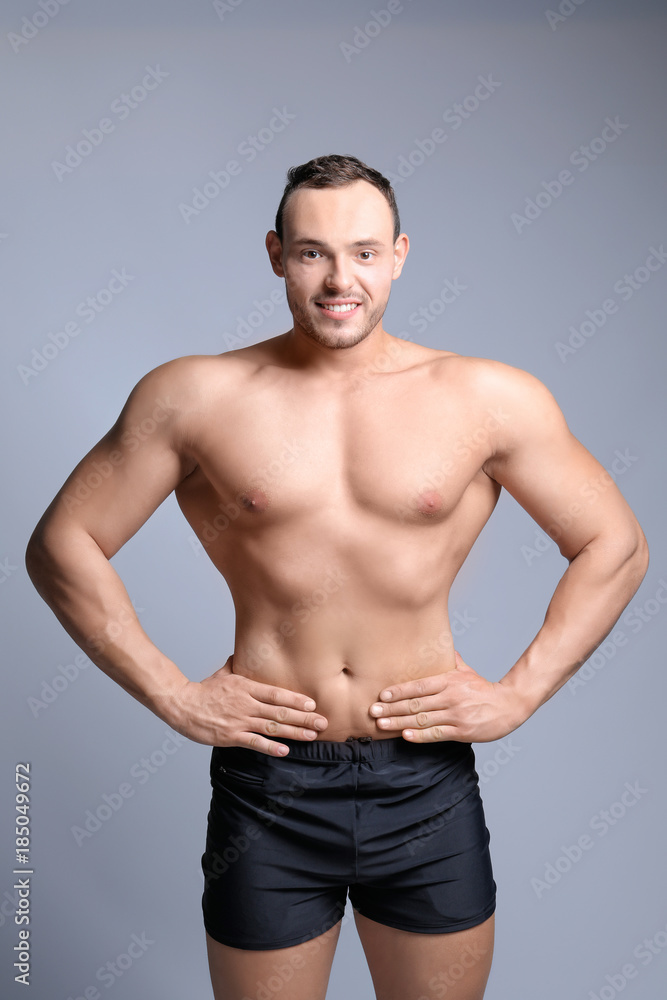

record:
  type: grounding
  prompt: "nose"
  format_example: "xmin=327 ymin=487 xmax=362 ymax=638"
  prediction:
xmin=324 ymin=255 xmax=353 ymax=292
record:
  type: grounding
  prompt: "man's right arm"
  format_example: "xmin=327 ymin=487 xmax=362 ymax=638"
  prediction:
xmin=25 ymin=358 xmax=328 ymax=753
xmin=25 ymin=361 xmax=198 ymax=722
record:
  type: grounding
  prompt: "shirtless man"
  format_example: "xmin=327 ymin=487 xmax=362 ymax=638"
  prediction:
xmin=26 ymin=154 xmax=648 ymax=1000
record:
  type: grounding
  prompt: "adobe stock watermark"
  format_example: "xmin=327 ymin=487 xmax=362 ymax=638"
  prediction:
xmin=386 ymin=74 xmax=502 ymax=185
xmin=520 ymin=446 xmax=640 ymax=566
xmin=64 ymin=931 xmax=155 ymax=999
xmin=7 ymin=0 xmax=73 ymax=54
xmin=0 ymin=556 xmax=19 ymax=584
xmin=233 ymin=902 xmax=349 ymax=1000
xmin=406 ymin=738 xmax=521 ymax=858
xmin=339 ymin=0 xmax=416 ymax=63
xmin=212 ymin=0 xmax=247 ymax=20
xmin=27 ymin=600 xmax=145 ymax=716
xmin=178 ymin=106 xmax=296 ymax=224
xmin=418 ymin=941 xmax=492 ymax=1000
xmin=221 ymin=286 xmax=287 ymax=350
xmin=70 ymin=731 xmax=188 ymax=846
xmin=394 ymin=406 xmax=511 ymax=526
xmin=416 ymin=610 xmax=479 ymax=672
xmin=555 ymin=244 xmax=667 ymax=362
xmin=568 ymin=576 xmax=667 ymax=694
xmin=85 ymin=599 xmax=146 ymax=657
xmin=28 ymin=651 xmax=91 ymax=718
xmin=530 ymin=779 xmax=649 ymax=899
xmin=510 ymin=116 xmax=630 ymax=234
xmin=348 ymin=336 xmax=413 ymax=391
xmin=586 ymin=918 xmax=667 ymax=1000
xmin=407 ymin=276 xmax=469 ymax=334
xmin=61 ymin=396 xmax=175 ymax=513
xmin=17 ymin=267 xmax=135 ymax=385
xmin=188 ymin=438 xmax=307 ymax=556
xmin=237 ymin=564 xmax=352 ymax=673
xmin=0 ymin=885 xmax=20 ymax=929
xmin=202 ymin=765 xmax=318 ymax=892
xmin=51 ymin=66 xmax=169 ymax=181
xmin=545 ymin=0 xmax=587 ymax=31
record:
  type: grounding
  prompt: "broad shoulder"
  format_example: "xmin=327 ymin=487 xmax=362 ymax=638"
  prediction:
xmin=432 ymin=354 xmax=564 ymax=413
xmin=121 ymin=351 xmax=258 ymax=413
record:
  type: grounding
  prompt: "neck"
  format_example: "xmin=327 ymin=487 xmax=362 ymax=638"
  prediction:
xmin=277 ymin=323 xmax=400 ymax=381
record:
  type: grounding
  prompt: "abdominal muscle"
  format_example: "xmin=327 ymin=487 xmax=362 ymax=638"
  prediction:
xmin=228 ymin=593 xmax=458 ymax=742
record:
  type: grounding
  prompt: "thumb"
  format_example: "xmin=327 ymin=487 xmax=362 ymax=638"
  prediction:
xmin=454 ymin=650 xmax=472 ymax=672
xmin=216 ymin=653 xmax=234 ymax=676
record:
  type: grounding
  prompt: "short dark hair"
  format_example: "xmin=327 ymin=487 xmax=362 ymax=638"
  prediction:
xmin=274 ymin=154 xmax=401 ymax=244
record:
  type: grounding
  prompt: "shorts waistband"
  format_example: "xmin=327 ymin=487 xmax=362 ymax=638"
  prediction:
xmin=265 ymin=735 xmax=471 ymax=763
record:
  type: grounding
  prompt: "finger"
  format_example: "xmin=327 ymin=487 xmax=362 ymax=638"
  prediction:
xmin=251 ymin=681 xmax=326 ymax=721
xmin=374 ymin=709 xmax=449 ymax=731
xmin=234 ymin=731 xmax=292 ymax=757
xmin=253 ymin=701 xmax=328 ymax=733
xmin=376 ymin=673 xmax=450 ymax=703
xmin=371 ymin=692 xmax=450 ymax=718
xmin=262 ymin=718 xmax=323 ymax=741
xmin=237 ymin=717 xmax=324 ymax=754
xmin=401 ymin=724 xmax=462 ymax=743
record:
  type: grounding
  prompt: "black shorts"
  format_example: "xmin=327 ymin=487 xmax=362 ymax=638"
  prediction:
xmin=201 ymin=735 xmax=496 ymax=951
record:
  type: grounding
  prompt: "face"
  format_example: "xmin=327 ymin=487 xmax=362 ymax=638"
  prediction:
xmin=266 ymin=180 xmax=409 ymax=350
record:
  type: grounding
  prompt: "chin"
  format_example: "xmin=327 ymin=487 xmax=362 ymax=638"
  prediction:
xmin=313 ymin=319 xmax=374 ymax=347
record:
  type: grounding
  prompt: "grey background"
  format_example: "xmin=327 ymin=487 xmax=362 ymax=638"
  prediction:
xmin=1 ymin=0 xmax=666 ymax=997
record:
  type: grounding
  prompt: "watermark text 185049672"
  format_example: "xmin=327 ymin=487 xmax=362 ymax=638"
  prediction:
xmin=13 ymin=763 xmax=33 ymax=986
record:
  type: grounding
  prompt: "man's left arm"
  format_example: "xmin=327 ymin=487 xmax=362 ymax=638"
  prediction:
xmin=369 ymin=364 xmax=649 ymax=742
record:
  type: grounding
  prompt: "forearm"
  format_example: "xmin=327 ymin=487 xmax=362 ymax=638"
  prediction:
xmin=500 ymin=533 xmax=649 ymax=721
xmin=25 ymin=528 xmax=187 ymax=724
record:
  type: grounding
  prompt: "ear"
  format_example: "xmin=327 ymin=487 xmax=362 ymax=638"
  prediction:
xmin=266 ymin=231 xmax=285 ymax=278
xmin=392 ymin=233 xmax=409 ymax=279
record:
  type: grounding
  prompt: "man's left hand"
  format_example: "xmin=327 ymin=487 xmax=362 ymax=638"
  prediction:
xmin=368 ymin=652 xmax=526 ymax=743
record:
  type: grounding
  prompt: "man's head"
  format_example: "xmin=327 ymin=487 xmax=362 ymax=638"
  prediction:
xmin=274 ymin=154 xmax=401 ymax=245
xmin=266 ymin=154 xmax=409 ymax=352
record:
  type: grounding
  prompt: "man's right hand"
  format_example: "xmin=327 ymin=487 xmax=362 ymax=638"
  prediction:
xmin=159 ymin=655 xmax=329 ymax=755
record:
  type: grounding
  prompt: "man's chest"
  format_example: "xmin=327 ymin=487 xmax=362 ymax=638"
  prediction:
xmin=177 ymin=375 xmax=503 ymax=530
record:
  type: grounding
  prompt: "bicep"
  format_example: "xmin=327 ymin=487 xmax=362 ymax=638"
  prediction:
xmin=34 ymin=371 xmax=193 ymax=559
xmin=485 ymin=372 xmax=640 ymax=560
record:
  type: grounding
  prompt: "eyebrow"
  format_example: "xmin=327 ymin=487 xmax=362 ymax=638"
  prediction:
xmin=290 ymin=237 xmax=386 ymax=249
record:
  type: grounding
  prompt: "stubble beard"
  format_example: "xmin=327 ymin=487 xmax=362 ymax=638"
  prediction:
xmin=286 ymin=288 xmax=388 ymax=350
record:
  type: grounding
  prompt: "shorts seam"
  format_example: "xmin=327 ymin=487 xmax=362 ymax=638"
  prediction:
xmin=351 ymin=899 xmax=496 ymax=935
xmin=204 ymin=909 xmax=345 ymax=951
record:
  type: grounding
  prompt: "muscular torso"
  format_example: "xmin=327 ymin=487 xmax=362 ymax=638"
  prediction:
xmin=174 ymin=335 xmax=502 ymax=740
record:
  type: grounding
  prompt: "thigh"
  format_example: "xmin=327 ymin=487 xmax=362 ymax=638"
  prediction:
xmin=353 ymin=910 xmax=494 ymax=1000
xmin=206 ymin=919 xmax=343 ymax=1000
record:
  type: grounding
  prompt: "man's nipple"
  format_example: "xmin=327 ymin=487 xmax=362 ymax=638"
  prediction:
xmin=240 ymin=488 xmax=270 ymax=512
xmin=416 ymin=490 xmax=443 ymax=516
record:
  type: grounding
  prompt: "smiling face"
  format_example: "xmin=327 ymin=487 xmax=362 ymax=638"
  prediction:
xmin=266 ymin=180 xmax=408 ymax=351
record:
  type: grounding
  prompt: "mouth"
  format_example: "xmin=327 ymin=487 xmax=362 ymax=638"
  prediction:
xmin=315 ymin=301 xmax=362 ymax=319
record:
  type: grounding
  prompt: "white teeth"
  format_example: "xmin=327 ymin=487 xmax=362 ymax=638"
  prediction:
xmin=321 ymin=303 xmax=359 ymax=312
